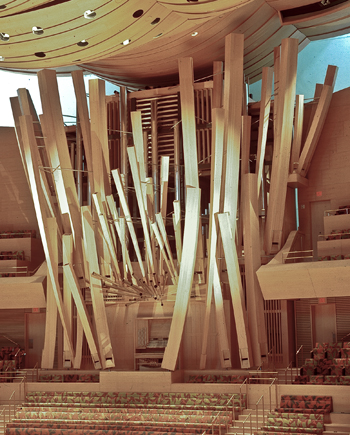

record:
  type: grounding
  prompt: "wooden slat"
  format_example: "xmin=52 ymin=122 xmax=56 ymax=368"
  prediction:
xmin=63 ymin=263 xmax=102 ymax=370
xmin=92 ymin=193 xmax=121 ymax=281
xmin=81 ymin=205 xmax=115 ymax=369
xmin=297 ymin=65 xmax=338 ymax=178
xmin=173 ymin=200 xmax=182 ymax=266
xmin=20 ymin=114 xmax=74 ymax=359
xmin=71 ymin=70 xmax=93 ymax=194
xmin=155 ymin=213 xmax=177 ymax=282
xmin=131 ymin=111 xmax=147 ymax=197
xmin=161 ymin=187 xmax=200 ymax=371
xmin=290 ymin=94 xmax=304 ymax=173
xmin=222 ymin=33 xmax=244 ymax=232
xmin=37 ymin=69 xmax=85 ymax=279
xmin=212 ymin=61 xmax=224 ymax=109
xmin=111 ymin=168 xmax=146 ymax=279
xmin=200 ymin=107 xmax=227 ymax=369
xmin=305 ymin=83 xmax=323 ymax=140
xmin=151 ymin=221 xmax=176 ymax=285
xmin=89 ymin=78 xmax=111 ymax=197
xmin=178 ymin=57 xmax=199 ymax=189
xmin=256 ymin=67 xmax=273 ymax=195
xmin=218 ymin=212 xmax=252 ymax=368
xmin=127 ymin=146 xmax=155 ymax=276
xmin=273 ymin=46 xmax=280 ymax=140
xmin=264 ymin=38 xmax=298 ymax=254
xmin=151 ymin=100 xmax=159 ymax=213
xmin=160 ymin=156 xmax=170 ymax=218
xmin=41 ymin=217 xmax=58 ymax=369
xmin=242 ymin=173 xmax=268 ymax=367
xmin=62 ymin=233 xmax=74 ymax=368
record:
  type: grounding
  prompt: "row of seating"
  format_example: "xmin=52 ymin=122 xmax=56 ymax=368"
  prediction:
xmin=187 ymin=374 xmax=246 ymax=383
xmin=255 ymin=411 xmax=324 ymax=435
xmin=38 ymin=373 xmax=99 ymax=383
xmin=0 ymin=230 xmax=36 ymax=239
xmin=293 ymin=374 xmax=350 ymax=385
xmin=0 ymin=250 xmax=25 ymax=260
xmin=6 ymin=391 xmax=246 ymax=435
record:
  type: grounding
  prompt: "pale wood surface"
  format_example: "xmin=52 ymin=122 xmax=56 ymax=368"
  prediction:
xmin=218 ymin=212 xmax=252 ymax=368
xmin=162 ymin=187 xmax=200 ymax=371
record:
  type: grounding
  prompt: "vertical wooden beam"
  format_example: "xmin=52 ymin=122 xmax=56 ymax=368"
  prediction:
xmin=127 ymin=146 xmax=155 ymax=276
xmin=256 ymin=67 xmax=273 ymax=194
xmin=120 ymin=87 xmax=129 ymax=197
xmin=212 ymin=61 xmax=224 ymax=109
xmin=290 ymin=95 xmax=304 ymax=173
xmin=160 ymin=156 xmax=170 ymax=219
xmin=111 ymin=168 xmax=146 ymax=279
xmin=20 ymin=114 xmax=74 ymax=359
xmin=161 ymin=187 xmax=200 ymax=371
xmin=71 ymin=70 xmax=93 ymax=196
xmin=92 ymin=192 xmax=121 ymax=281
xmin=155 ymin=213 xmax=177 ymax=281
xmin=273 ymin=46 xmax=280 ymax=140
xmin=89 ymin=78 xmax=111 ymax=197
xmin=173 ymin=119 xmax=181 ymax=201
xmin=218 ymin=212 xmax=252 ymax=368
xmin=63 ymin=263 xmax=101 ymax=369
xmin=264 ymin=38 xmax=298 ymax=254
xmin=297 ymin=65 xmax=338 ymax=178
xmin=222 ymin=33 xmax=244 ymax=232
xmin=37 ymin=69 xmax=85 ymax=279
xmin=243 ymin=173 xmax=268 ymax=367
xmin=178 ymin=57 xmax=199 ymax=189
xmin=173 ymin=200 xmax=182 ymax=266
xmin=306 ymin=83 xmax=323 ymax=137
xmin=41 ymin=217 xmax=59 ymax=369
xmin=81 ymin=206 xmax=115 ymax=369
xmin=151 ymin=100 xmax=159 ymax=213
xmin=62 ymin=233 xmax=73 ymax=368
xmin=200 ymin=108 xmax=229 ymax=369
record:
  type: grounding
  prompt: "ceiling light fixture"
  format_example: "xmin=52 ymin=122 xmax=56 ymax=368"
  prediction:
xmin=153 ymin=33 xmax=163 ymax=39
xmin=151 ymin=18 xmax=160 ymax=25
xmin=0 ymin=33 xmax=9 ymax=41
xmin=133 ymin=10 xmax=143 ymax=18
xmin=77 ymin=40 xmax=89 ymax=47
xmin=122 ymin=39 xmax=131 ymax=46
xmin=34 ymin=52 xmax=46 ymax=58
xmin=0 ymin=56 xmax=4 ymax=61
xmin=84 ymin=10 xmax=96 ymax=19
xmin=191 ymin=31 xmax=198 ymax=36
xmin=0 ymin=5 xmax=6 ymax=9
xmin=32 ymin=26 xmax=44 ymax=35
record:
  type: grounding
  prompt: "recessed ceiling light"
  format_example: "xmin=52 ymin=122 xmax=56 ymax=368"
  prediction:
xmin=151 ymin=18 xmax=160 ymax=25
xmin=153 ymin=33 xmax=163 ymax=39
xmin=121 ymin=39 xmax=131 ymax=46
xmin=191 ymin=31 xmax=198 ymax=36
xmin=32 ymin=26 xmax=44 ymax=35
xmin=0 ymin=5 xmax=6 ymax=9
xmin=77 ymin=40 xmax=89 ymax=47
xmin=0 ymin=56 xmax=5 ymax=61
xmin=0 ymin=33 xmax=9 ymax=41
xmin=133 ymin=9 xmax=143 ymax=18
xmin=84 ymin=10 xmax=96 ymax=19
xmin=34 ymin=52 xmax=46 ymax=58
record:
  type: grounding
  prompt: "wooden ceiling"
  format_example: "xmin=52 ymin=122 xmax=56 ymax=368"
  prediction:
xmin=0 ymin=0 xmax=349 ymax=88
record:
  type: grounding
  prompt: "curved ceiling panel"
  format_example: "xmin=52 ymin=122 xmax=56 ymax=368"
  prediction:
xmin=0 ymin=0 xmax=348 ymax=87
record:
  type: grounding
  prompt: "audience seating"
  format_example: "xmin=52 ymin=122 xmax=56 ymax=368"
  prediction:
xmin=276 ymin=395 xmax=332 ymax=415
xmin=298 ymin=342 xmax=350 ymax=384
xmin=255 ymin=411 xmax=324 ymax=435
xmin=187 ymin=374 xmax=247 ymax=383
xmin=6 ymin=391 xmax=246 ymax=435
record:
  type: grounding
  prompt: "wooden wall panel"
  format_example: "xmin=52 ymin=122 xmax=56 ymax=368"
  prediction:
xmin=0 ymin=309 xmax=25 ymax=348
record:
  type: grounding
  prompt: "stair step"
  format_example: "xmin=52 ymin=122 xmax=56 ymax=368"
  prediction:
xmin=325 ymin=423 xmax=350 ymax=432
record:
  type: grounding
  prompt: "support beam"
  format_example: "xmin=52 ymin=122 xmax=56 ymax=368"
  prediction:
xmin=218 ymin=212 xmax=252 ymax=368
xmin=41 ymin=217 xmax=59 ymax=369
xmin=297 ymin=65 xmax=338 ymax=178
xmin=256 ymin=67 xmax=273 ymax=194
xmin=290 ymin=95 xmax=304 ymax=173
xmin=20 ymin=114 xmax=74 ymax=359
xmin=243 ymin=173 xmax=268 ymax=367
xmin=81 ymin=206 xmax=115 ymax=369
xmin=173 ymin=200 xmax=182 ymax=267
xmin=264 ymin=38 xmax=298 ymax=254
xmin=178 ymin=57 xmax=199 ymax=189
xmin=111 ymin=169 xmax=146 ymax=279
xmin=161 ymin=187 xmax=200 ymax=371
xmin=62 ymin=233 xmax=74 ymax=368
xmin=151 ymin=100 xmax=159 ymax=213
xmin=212 ymin=61 xmax=223 ymax=109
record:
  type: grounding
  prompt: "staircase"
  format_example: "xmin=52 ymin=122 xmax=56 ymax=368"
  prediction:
xmin=227 ymin=409 xmax=267 ymax=435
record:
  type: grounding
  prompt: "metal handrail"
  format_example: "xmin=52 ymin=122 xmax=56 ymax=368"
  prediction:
xmin=239 ymin=377 xmax=248 ymax=409
xmin=268 ymin=378 xmax=278 ymax=412
xmin=256 ymin=394 xmax=265 ymax=428
xmin=248 ymin=371 xmax=278 ymax=385
xmin=284 ymin=344 xmax=303 ymax=384
xmin=241 ymin=411 xmax=252 ymax=435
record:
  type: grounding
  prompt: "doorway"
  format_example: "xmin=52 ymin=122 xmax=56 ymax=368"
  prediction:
xmin=311 ymin=303 xmax=337 ymax=346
